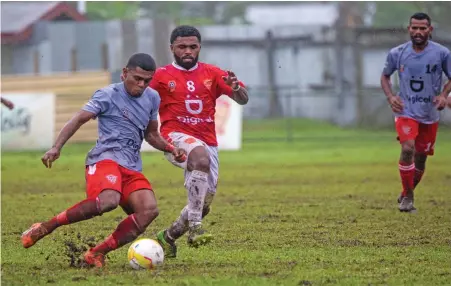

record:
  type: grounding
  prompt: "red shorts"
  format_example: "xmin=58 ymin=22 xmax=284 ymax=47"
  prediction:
xmin=85 ymin=160 xmax=152 ymax=206
xmin=395 ymin=117 xmax=438 ymax=156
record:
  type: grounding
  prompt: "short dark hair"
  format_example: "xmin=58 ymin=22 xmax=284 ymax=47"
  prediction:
xmin=170 ymin=25 xmax=201 ymax=44
xmin=126 ymin=53 xmax=156 ymax=71
xmin=410 ymin=12 xmax=431 ymax=25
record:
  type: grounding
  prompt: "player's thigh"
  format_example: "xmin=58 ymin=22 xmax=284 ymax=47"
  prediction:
xmin=164 ymin=132 xmax=205 ymax=169
xmin=119 ymin=167 xmax=155 ymax=210
xmin=395 ymin=117 xmax=419 ymax=144
xmin=415 ymin=122 xmax=438 ymax=156
xmin=85 ymin=160 xmax=123 ymax=200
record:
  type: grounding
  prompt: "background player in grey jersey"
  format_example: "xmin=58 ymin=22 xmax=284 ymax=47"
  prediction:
xmin=381 ymin=13 xmax=451 ymax=213
xmin=20 ymin=53 xmax=186 ymax=268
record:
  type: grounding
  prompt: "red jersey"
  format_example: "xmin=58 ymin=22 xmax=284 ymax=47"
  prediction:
xmin=149 ymin=62 xmax=245 ymax=146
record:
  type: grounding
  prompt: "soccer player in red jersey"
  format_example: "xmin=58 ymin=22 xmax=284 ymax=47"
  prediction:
xmin=381 ymin=13 xmax=451 ymax=212
xmin=149 ymin=25 xmax=249 ymax=257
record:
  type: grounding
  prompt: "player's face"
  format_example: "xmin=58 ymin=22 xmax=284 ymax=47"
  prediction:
xmin=408 ymin=19 xmax=432 ymax=46
xmin=171 ymin=36 xmax=201 ymax=70
xmin=122 ymin=67 xmax=154 ymax=97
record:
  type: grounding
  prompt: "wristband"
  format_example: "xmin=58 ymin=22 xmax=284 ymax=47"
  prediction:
xmin=164 ymin=144 xmax=175 ymax=153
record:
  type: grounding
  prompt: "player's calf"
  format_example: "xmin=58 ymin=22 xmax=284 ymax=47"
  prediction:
xmin=21 ymin=190 xmax=121 ymax=249
xmin=398 ymin=140 xmax=416 ymax=199
xmin=413 ymin=154 xmax=427 ymax=188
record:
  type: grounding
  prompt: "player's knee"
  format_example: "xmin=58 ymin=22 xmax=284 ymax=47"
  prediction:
xmin=136 ymin=207 xmax=159 ymax=229
xmin=188 ymin=147 xmax=210 ymax=173
xmin=401 ymin=142 xmax=415 ymax=157
xmin=97 ymin=190 xmax=121 ymax=213
xmin=194 ymin=156 xmax=210 ymax=173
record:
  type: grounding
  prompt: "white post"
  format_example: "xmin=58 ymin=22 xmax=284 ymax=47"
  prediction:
xmin=77 ymin=1 xmax=86 ymax=14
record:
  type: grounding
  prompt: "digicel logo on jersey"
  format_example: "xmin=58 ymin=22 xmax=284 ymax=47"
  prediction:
xmin=407 ymin=95 xmax=432 ymax=104
xmin=177 ymin=115 xmax=214 ymax=125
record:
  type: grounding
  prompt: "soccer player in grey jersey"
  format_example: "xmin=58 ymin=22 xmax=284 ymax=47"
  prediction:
xmin=21 ymin=53 xmax=186 ymax=267
xmin=381 ymin=13 xmax=451 ymax=212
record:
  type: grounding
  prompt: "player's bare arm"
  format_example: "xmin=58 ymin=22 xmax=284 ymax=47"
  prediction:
xmin=381 ymin=74 xmax=404 ymax=113
xmin=41 ymin=110 xmax=94 ymax=168
xmin=1 ymin=96 xmax=14 ymax=110
xmin=223 ymin=71 xmax=249 ymax=105
xmin=434 ymin=80 xmax=451 ymax=110
xmin=144 ymin=120 xmax=187 ymax=162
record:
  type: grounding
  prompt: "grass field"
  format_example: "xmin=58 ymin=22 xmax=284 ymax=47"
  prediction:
xmin=2 ymin=119 xmax=451 ymax=286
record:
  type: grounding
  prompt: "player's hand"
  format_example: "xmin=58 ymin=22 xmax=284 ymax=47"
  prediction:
xmin=172 ymin=147 xmax=187 ymax=163
xmin=222 ymin=70 xmax=240 ymax=90
xmin=433 ymin=95 xmax=447 ymax=111
xmin=2 ymin=98 xmax=14 ymax=110
xmin=388 ymin=95 xmax=404 ymax=113
xmin=41 ymin=147 xmax=61 ymax=169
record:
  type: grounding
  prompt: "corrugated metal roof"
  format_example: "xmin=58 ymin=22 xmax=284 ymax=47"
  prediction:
xmin=1 ymin=1 xmax=60 ymax=34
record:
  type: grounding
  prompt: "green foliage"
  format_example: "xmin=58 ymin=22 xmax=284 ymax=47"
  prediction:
xmin=85 ymin=1 xmax=140 ymax=20
xmin=2 ymin=119 xmax=451 ymax=285
xmin=372 ymin=1 xmax=451 ymax=28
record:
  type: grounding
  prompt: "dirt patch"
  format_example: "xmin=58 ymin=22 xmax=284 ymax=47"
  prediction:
xmin=64 ymin=240 xmax=88 ymax=268
xmin=63 ymin=232 xmax=102 ymax=268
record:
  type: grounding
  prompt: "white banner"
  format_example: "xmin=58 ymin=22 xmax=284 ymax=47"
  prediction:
xmin=142 ymin=96 xmax=243 ymax=151
xmin=1 ymin=93 xmax=55 ymax=151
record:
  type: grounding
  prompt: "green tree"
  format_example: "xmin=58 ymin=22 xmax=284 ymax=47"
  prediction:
xmin=85 ymin=1 xmax=140 ymax=20
xmin=371 ymin=1 xmax=451 ymax=28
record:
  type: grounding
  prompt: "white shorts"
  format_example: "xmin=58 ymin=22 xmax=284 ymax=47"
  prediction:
xmin=164 ymin=132 xmax=219 ymax=192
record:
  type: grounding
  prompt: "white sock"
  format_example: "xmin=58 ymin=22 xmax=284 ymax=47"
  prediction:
xmin=186 ymin=170 xmax=209 ymax=228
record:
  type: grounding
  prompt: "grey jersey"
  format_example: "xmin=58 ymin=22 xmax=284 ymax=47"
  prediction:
xmin=82 ymin=83 xmax=160 ymax=172
xmin=383 ymin=41 xmax=451 ymax=123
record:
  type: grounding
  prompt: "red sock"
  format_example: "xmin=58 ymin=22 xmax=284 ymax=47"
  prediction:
xmin=42 ymin=197 xmax=101 ymax=233
xmin=414 ymin=168 xmax=424 ymax=188
xmin=91 ymin=214 xmax=143 ymax=255
xmin=399 ymin=161 xmax=415 ymax=196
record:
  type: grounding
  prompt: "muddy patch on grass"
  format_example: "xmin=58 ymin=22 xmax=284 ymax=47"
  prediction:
xmin=64 ymin=240 xmax=88 ymax=268
xmin=63 ymin=233 xmax=98 ymax=268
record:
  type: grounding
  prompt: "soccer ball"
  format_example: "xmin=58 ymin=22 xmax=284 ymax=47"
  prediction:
xmin=127 ymin=238 xmax=164 ymax=270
